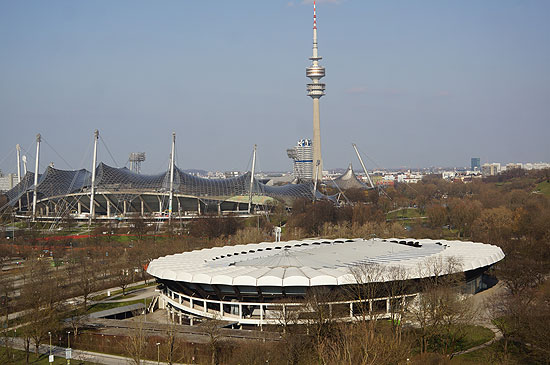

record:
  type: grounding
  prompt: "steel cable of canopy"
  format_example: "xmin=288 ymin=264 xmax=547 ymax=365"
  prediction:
xmin=99 ymin=135 xmax=120 ymax=168
xmin=41 ymin=137 xmax=74 ymax=170
xmin=50 ymin=137 xmax=95 ymax=228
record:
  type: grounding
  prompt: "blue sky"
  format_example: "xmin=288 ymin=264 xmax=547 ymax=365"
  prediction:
xmin=1 ymin=0 xmax=549 ymax=173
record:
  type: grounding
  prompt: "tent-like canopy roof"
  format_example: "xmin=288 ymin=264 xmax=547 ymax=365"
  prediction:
xmin=147 ymin=238 xmax=505 ymax=287
xmin=1 ymin=163 xmax=316 ymax=209
xmin=331 ymin=163 xmax=368 ymax=190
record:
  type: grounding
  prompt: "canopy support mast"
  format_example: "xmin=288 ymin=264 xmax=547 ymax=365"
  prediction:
xmin=89 ymin=130 xmax=99 ymax=224
xmin=352 ymin=143 xmax=374 ymax=188
xmin=168 ymin=132 xmax=176 ymax=222
xmin=16 ymin=144 xmax=22 ymax=211
xmin=32 ymin=134 xmax=41 ymax=221
xmin=248 ymin=144 xmax=257 ymax=214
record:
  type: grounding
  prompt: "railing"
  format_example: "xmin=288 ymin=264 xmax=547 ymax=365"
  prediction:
xmin=161 ymin=287 xmax=417 ymax=326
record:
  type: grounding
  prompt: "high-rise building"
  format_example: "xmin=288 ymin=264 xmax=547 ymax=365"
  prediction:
xmin=287 ymin=139 xmax=313 ymax=180
xmin=481 ymin=163 xmax=501 ymax=176
xmin=306 ymin=0 xmax=326 ymax=180
xmin=471 ymin=157 xmax=480 ymax=171
xmin=0 ymin=173 xmax=17 ymax=193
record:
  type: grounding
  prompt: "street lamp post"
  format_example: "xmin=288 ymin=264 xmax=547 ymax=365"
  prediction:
xmin=48 ymin=331 xmax=52 ymax=362
xmin=156 ymin=342 xmax=161 ymax=365
xmin=67 ymin=331 xmax=71 ymax=365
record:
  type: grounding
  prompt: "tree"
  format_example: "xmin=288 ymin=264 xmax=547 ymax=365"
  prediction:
xmin=125 ymin=318 xmax=147 ymax=365
xmin=303 ymin=287 xmax=339 ymax=365
xmin=162 ymin=311 xmax=187 ymax=365
xmin=425 ymin=204 xmax=448 ymax=229
xmin=410 ymin=257 xmax=476 ymax=357
xmin=18 ymin=257 xmax=62 ymax=361
xmin=200 ymin=318 xmax=224 ymax=365
xmin=471 ymin=207 xmax=515 ymax=245
xmin=114 ymin=251 xmax=134 ymax=296
xmin=447 ymin=198 xmax=482 ymax=237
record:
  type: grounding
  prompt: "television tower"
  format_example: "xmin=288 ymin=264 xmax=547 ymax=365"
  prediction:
xmin=306 ymin=0 xmax=326 ymax=180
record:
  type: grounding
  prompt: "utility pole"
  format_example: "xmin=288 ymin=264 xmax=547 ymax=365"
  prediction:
xmin=89 ymin=130 xmax=99 ymax=224
xmin=168 ymin=132 xmax=176 ymax=222
xmin=248 ymin=144 xmax=257 ymax=214
xmin=32 ymin=134 xmax=41 ymax=221
xmin=352 ymin=143 xmax=375 ymax=188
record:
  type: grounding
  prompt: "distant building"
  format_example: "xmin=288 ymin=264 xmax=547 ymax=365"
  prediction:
xmin=523 ymin=162 xmax=550 ymax=170
xmin=287 ymin=139 xmax=313 ymax=180
xmin=505 ymin=163 xmax=523 ymax=171
xmin=471 ymin=157 xmax=480 ymax=171
xmin=481 ymin=163 xmax=501 ymax=176
xmin=0 ymin=173 xmax=18 ymax=193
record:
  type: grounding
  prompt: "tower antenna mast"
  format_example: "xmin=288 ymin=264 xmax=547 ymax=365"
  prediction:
xmin=306 ymin=0 xmax=326 ymax=180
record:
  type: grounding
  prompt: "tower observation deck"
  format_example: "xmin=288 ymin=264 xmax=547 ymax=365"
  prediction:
xmin=306 ymin=0 xmax=326 ymax=179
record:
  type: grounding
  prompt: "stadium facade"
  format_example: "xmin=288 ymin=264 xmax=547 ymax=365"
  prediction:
xmin=147 ymin=238 xmax=504 ymax=326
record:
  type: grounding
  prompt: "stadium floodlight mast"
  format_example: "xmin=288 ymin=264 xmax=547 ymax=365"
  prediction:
xmin=168 ymin=132 xmax=176 ymax=222
xmin=32 ymin=134 xmax=41 ymax=221
xmin=89 ymin=130 xmax=99 ymax=224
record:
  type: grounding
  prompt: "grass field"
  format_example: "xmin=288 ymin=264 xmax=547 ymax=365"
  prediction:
xmin=90 ymin=281 xmax=155 ymax=301
xmin=386 ymin=207 xmax=422 ymax=220
xmin=535 ymin=181 xmax=550 ymax=196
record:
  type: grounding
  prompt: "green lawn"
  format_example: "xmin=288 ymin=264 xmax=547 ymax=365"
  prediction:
xmin=410 ymin=325 xmax=494 ymax=356
xmin=451 ymin=339 xmax=527 ymax=364
xmin=0 ymin=346 xmax=98 ymax=364
xmin=90 ymin=281 xmax=155 ymax=301
xmin=535 ymin=181 xmax=550 ymax=196
xmin=386 ymin=208 xmax=422 ymax=220
xmin=456 ymin=325 xmax=494 ymax=352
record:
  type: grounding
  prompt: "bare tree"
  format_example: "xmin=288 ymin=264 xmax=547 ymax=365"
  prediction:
xmin=114 ymin=251 xmax=134 ymax=296
xmin=383 ymin=266 xmax=410 ymax=344
xmin=200 ymin=317 xmax=224 ymax=365
xmin=303 ymin=287 xmax=340 ymax=365
xmin=409 ymin=256 xmax=476 ymax=356
xmin=125 ymin=318 xmax=147 ymax=365
xmin=18 ymin=256 xmax=62 ymax=361
xmin=162 ymin=311 xmax=187 ymax=365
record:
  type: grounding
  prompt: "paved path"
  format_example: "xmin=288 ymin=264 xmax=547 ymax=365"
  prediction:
xmin=451 ymin=282 xmax=507 ymax=357
xmin=94 ymin=286 xmax=156 ymax=304
xmin=5 ymin=280 xmax=149 ymax=324
xmin=2 ymin=337 xmax=188 ymax=365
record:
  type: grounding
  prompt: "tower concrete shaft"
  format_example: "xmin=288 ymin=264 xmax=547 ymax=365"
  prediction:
xmin=306 ymin=0 xmax=325 ymax=179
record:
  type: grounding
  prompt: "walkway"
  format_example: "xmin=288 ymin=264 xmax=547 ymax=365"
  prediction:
xmin=2 ymin=337 xmax=187 ymax=365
